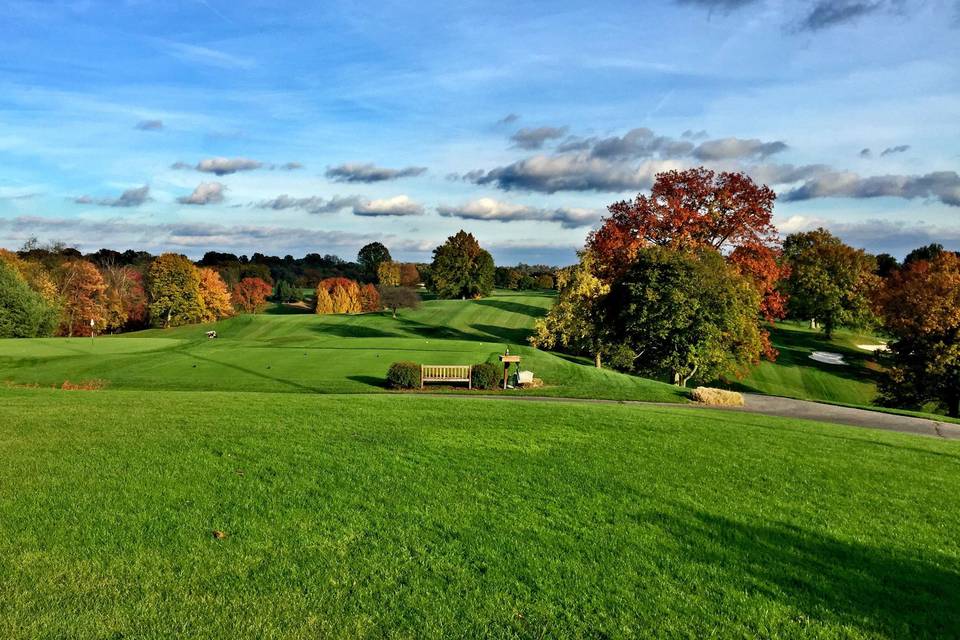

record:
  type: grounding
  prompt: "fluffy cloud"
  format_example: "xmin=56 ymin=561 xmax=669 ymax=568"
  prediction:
xmin=781 ymin=170 xmax=960 ymax=207
xmin=693 ymin=137 xmax=788 ymax=160
xmin=195 ymin=157 xmax=263 ymax=175
xmin=134 ymin=119 xmax=164 ymax=131
xmin=74 ymin=185 xmax=151 ymax=207
xmin=880 ymin=144 xmax=910 ymax=156
xmin=744 ymin=163 xmax=832 ymax=185
xmin=777 ymin=215 xmax=960 ymax=258
xmin=178 ymin=182 xmax=226 ymax=205
xmin=436 ymin=198 xmax=601 ymax=228
xmin=510 ymin=126 xmax=568 ymax=150
xmin=325 ymin=163 xmax=427 ymax=183
xmin=466 ymin=154 xmax=679 ymax=193
xmin=353 ymin=195 xmax=424 ymax=217
xmin=255 ymin=194 xmax=361 ymax=214
xmin=560 ymin=127 xmax=694 ymax=159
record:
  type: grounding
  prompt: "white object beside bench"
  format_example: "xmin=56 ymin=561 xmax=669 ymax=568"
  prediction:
xmin=421 ymin=365 xmax=472 ymax=389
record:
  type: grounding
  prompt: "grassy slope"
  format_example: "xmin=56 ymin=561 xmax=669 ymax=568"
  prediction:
xmin=1 ymin=388 xmax=959 ymax=638
xmin=724 ymin=322 xmax=884 ymax=405
xmin=0 ymin=290 xmax=685 ymax=403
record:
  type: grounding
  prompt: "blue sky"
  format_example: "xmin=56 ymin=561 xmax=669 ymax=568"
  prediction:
xmin=0 ymin=0 xmax=958 ymax=264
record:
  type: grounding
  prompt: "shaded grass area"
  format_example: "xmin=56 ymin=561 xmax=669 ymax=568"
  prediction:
xmin=1 ymin=388 xmax=959 ymax=638
xmin=0 ymin=290 xmax=686 ymax=403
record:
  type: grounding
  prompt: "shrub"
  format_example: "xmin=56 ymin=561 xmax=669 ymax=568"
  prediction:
xmin=691 ymin=387 xmax=744 ymax=407
xmin=471 ymin=362 xmax=501 ymax=390
xmin=387 ymin=361 xmax=421 ymax=389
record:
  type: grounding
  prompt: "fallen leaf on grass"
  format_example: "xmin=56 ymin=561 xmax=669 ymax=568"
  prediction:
xmin=212 ymin=530 xmax=228 ymax=540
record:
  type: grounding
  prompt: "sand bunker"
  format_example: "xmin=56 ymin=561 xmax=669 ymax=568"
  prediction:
xmin=857 ymin=343 xmax=889 ymax=352
xmin=810 ymin=351 xmax=847 ymax=365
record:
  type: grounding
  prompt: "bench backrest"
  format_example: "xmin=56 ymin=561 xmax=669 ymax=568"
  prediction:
xmin=421 ymin=365 xmax=471 ymax=381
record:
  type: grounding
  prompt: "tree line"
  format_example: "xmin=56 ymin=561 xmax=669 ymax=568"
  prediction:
xmin=532 ymin=167 xmax=960 ymax=417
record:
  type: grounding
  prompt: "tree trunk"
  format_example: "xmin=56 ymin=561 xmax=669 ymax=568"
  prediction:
xmin=594 ymin=352 xmax=601 ymax=369
xmin=680 ymin=363 xmax=699 ymax=388
xmin=392 ymin=307 xmax=397 ymax=319
xmin=809 ymin=318 xmax=818 ymax=330
xmin=165 ymin=308 xmax=172 ymax=328
xmin=948 ymin=394 xmax=960 ymax=419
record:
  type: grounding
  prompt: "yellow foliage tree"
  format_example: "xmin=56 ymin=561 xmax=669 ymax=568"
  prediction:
xmin=198 ymin=267 xmax=234 ymax=322
xmin=377 ymin=261 xmax=401 ymax=286
xmin=315 ymin=286 xmax=334 ymax=314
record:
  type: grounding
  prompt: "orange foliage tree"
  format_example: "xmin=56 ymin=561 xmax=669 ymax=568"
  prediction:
xmin=586 ymin=168 xmax=787 ymax=358
xmin=359 ymin=283 xmax=381 ymax=312
xmin=198 ymin=267 xmax=234 ymax=322
xmin=875 ymin=252 xmax=960 ymax=417
xmin=399 ymin=263 xmax=420 ymax=287
xmin=232 ymin=277 xmax=273 ymax=313
xmin=101 ymin=264 xmax=147 ymax=331
xmin=316 ymin=277 xmax=361 ymax=313
xmin=56 ymin=259 xmax=107 ymax=336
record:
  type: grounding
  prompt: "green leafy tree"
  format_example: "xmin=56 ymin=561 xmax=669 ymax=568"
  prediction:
xmin=602 ymin=247 xmax=764 ymax=386
xmin=876 ymin=252 xmax=960 ymax=417
xmin=429 ymin=230 xmax=495 ymax=299
xmin=782 ymin=228 xmax=879 ymax=337
xmin=147 ymin=253 xmax=204 ymax=327
xmin=357 ymin=242 xmax=392 ymax=281
xmin=274 ymin=279 xmax=300 ymax=303
xmin=0 ymin=260 xmax=58 ymax=337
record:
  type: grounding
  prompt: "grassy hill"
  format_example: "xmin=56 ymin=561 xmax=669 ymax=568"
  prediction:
xmin=0 ymin=290 xmax=685 ymax=403
xmin=1 ymin=388 xmax=958 ymax=638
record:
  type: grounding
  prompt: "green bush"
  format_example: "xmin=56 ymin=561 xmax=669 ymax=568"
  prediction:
xmin=471 ymin=362 xmax=501 ymax=390
xmin=386 ymin=361 xmax=420 ymax=389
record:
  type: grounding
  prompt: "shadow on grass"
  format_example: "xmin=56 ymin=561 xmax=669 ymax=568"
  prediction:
xmin=311 ymin=323 xmax=401 ymax=339
xmin=189 ymin=353 xmax=320 ymax=393
xmin=659 ymin=506 xmax=960 ymax=637
xmin=346 ymin=375 xmax=386 ymax=389
xmin=264 ymin=302 xmax=312 ymax=315
xmin=472 ymin=298 xmax=549 ymax=319
xmin=471 ymin=323 xmax=533 ymax=345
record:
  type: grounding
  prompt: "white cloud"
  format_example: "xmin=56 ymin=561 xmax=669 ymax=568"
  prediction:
xmin=353 ymin=195 xmax=424 ymax=217
xmin=178 ymin=182 xmax=225 ymax=205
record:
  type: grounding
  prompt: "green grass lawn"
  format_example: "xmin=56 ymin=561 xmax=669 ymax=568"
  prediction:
xmin=0 ymin=290 xmax=685 ymax=403
xmin=724 ymin=321 xmax=885 ymax=406
xmin=1 ymin=388 xmax=958 ymax=638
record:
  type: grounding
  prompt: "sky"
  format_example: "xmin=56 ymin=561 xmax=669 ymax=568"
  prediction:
xmin=0 ymin=0 xmax=958 ymax=265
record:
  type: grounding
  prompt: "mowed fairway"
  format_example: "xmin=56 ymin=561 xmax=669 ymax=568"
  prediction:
xmin=0 ymin=290 xmax=685 ymax=403
xmin=1 ymin=389 xmax=959 ymax=638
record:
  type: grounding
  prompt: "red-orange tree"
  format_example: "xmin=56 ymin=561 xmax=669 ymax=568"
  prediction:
xmin=56 ymin=259 xmax=107 ymax=336
xmin=232 ymin=277 xmax=272 ymax=313
xmin=359 ymin=283 xmax=381 ymax=312
xmin=586 ymin=168 xmax=787 ymax=357
xmin=875 ymin=252 xmax=960 ymax=417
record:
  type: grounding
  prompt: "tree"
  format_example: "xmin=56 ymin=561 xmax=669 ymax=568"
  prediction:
xmin=358 ymin=242 xmax=392 ymax=280
xmin=601 ymin=247 xmax=764 ymax=386
xmin=359 ymin=283 xmax=381 ymax=312
xmin=231 ymin=277 xmax=273 ymax=313
xmin=875 ymin=253 xmax=900 ymax=278
xmin=0 ymin=260 xmax=58 ymax=337
xmin=56 ymin=259 xmax=107 ymax=336
xmin=101 ymin=263 xmax=147 ymax=331
xmin=317 ymin=277 xmax=361 ymax=313
xmin=274 ymin=279 xmax=300 ymax=303
xmin=904 ymin=243 xmax=947 ymax=266
xmin=378 ymin=286 xmax=421 ymax=318
xmin=314 ymin=287 xmax=334 ymax=315
xmin=535 ymin=274 xmax=555 ymax=289
xmin=198 ymin=267 xmax=234 ymax=322
xmin=377 ymin=261 xmax=401 ymax=287
xmin=782 ymin=228 xmax=879 ymax=337
xmin=875 ymin=252 xmax=960 ymax=417
xmin=429 ymin=230 xmax=495 ymax=299
xmin=147 ymin=254 xmax=204 ymax=327
xmin=587 ymin=168 xmax=787 ymax=337
xmin=399 ymin=263 xmax=420 ymax=287
xmin=0 ymin=248 xmax=59 ymax=305
xmin=530 ymin=252 xmax=611 ymax=368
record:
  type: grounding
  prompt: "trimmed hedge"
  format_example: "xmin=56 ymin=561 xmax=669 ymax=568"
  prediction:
xmin=387 ymin=361 xmax=420 ymax=389
xmin=471 ymin=362 xmax=501 ymax=390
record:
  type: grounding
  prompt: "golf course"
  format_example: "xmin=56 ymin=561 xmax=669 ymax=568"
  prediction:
xmin=2 ymin=290 xmax=960 ymax=638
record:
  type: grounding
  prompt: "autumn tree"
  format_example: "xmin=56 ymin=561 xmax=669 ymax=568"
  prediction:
xmin=782 ymin=228 xmax=879 ymax=337
xmin=601 ymin=247 xmax=764 ymax=386
xmin=0 ymin=248 xmax=59 ymax=305
xmin=56 ymin=259 xmax=107 ymax=336
xmin=314 ymin=287 xmax=334 ymax=314
xmin=875 ymin=252 xmax=960 ymax=417
xmin=530 ymin=252 xmax=611 ymax=368
xmin=378 ymin=286 xmax=421 ymax=318
xmin=399 ymin=263 xmax=420 ymax=287
xmin=198 ymin=267 xmax=234 ymax=322
xmin=429 ymin=230 xmax=495 ymax=299
xmin=377 ymin=261 xmax=401 ymax=287
xmin=0 ymin=260 xmax=58 ymax=337
xmin=101 ymin=263 xmax=147 ymax=331
xmin=358 ymin=242 xmax=392 ymax=281
xmin=359 ymin=283 xmax=381 ymax=312
xmin=147 ymin=253 xmax=204 ymax=327
xmin=231 ymin=277 xmax=273 ymax=313
xmin=586 ymin=168 xmax=787 ymax=347
xmin=316 ymin=277 xmax=361 ymax=313
xmin=535 ymin=274 xmax=555 ymax=289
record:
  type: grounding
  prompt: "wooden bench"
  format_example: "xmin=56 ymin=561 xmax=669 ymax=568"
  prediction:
xmin=421 ymin=365 xmax=472 ymax=389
